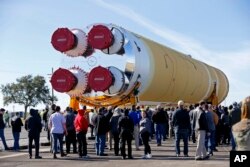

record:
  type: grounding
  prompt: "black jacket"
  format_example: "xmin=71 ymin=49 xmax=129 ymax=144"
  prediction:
xmin=194 ymin=108 xmax=209 ymax=131
xmin=93 ymin=110 xmax=113 ymax=135
xmin=25 ymin=109 xmax=42 ymax=135
xmin=152 ymin=108 xmax=168 ymax=124
xmin=11 ymin=116 xmax=23 ymax=132
xmin=118 ymin=115 xmax=134 ymax=140
xmin=172 ymin=108 xmax=191 ymax=132
xmin=0 ymin=114 xmax=5 ymax=129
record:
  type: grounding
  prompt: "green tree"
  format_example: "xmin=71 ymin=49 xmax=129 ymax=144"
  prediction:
xmin=1 ymin=75 xmax=57 ymax=119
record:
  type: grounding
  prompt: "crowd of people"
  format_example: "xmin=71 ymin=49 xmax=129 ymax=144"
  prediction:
xmin=1 ymin=96 xmax=249 ymax=161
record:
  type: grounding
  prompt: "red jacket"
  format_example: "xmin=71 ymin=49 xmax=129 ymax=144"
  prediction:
xmin=74 ymin=109 xmax=89 ymax=133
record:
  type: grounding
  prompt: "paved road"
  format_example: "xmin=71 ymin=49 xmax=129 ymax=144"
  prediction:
xmin=0 ymin=127 xmax=230 ymax=167
xmin=2 ymin=126 xmax=48 ymax=149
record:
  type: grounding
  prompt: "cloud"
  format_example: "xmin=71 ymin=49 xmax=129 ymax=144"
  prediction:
xmin=92 ymin=0 xmax=250 ymax=104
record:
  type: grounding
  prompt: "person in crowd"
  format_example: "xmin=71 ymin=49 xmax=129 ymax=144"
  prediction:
xmin=140 ymin=111 xmax=152 ymax=159
xmin=47 ymin=104 xmax=56 ymax=143
xmin=228 ymin=102 xmax=241 ymax=151
xmin=107 ymin=106 xmax=114 ymax=150
xmin=42 ymin=107 xmax=49 ymax=131
xmin=163 ymin=108 xmax=169 ymax=140
xmin=211 ymin=105 xmax=219 ymax=152
xmin=172 ymin=100 xmax=191 ymax=157
xmin=128 ymin=105 xmax=141 ymax=150
xmin=145 ymin=106 xmax=154 ymax=139
xmin=194 ymin=101 xmax=210 ymax=160
xmin=0 ymin=108 xmax=9 ymax=150
xmin=232 ymin=96 xmax=250 ymax=150
xmin=74 ymin=106 xmax=89 ymax=159
xmin=109 ymin=107 xmax=122 ymax=156
xmin=204 ymin=104 xmax=216 ymax=156
xmin=11 ymin=112 xmax=23 ymax=151
xmin=49 ymin=106 xmax=68 ymax=159
xmin=65 ymin=107 xmax=77 ymax=154
xmin=221 ymin=107 xmax=230 ymax=145
xmin=168 ymin=107 xmax=175 ymax=139
xmin=88 ymin=109 xmax=96 ymax=138
xmin=25 ymin=109 xmax=42 ymax=159
xmin=213 ymin=105 xmax=222 ymax=149
xmin=118 ymin=108 xmax=134 ymax=159
xmin=92 ymin=107 xmax=113 ymax=156
xmin=190 ymin=104 xmax=199 ymax=143
xmin=3 ymin=111 xmax=10 ymax=127
xmin=152 ymin=105 xmax=167 ymax=146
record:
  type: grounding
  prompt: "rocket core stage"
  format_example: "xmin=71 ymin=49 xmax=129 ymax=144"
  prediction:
xmin=50 ymin=23 xmax=229 ymax=107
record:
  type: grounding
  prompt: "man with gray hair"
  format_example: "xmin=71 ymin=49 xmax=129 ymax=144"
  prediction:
xmin=172 ymin=100 xmax=191 ymax=157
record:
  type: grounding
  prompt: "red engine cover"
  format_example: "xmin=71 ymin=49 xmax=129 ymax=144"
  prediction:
xmin=50 ymin=68 xmax=77 ymax=92
xmin=88 ymin=25 xmax=113 ymax=50
xmin=88 ymin=66 xmax=113 ymax=92
xmin=51 ymin=28 xmax=75 ymax=52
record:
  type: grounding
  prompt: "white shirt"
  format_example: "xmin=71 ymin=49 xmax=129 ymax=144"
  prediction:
xmin=49 ymin=112 xmax=66 ymax=134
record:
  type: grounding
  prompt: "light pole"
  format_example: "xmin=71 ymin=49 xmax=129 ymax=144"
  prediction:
xmin=47 ymin=67 xmax=55 ymax=105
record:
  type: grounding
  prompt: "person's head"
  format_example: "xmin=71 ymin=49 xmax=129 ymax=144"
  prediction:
xmin=233 ymin=102 xmax=238 ymax=107
xmin=30 ymin=108 xmax=36 ymax=116
xmin=113 ymin=107 xmax=121 ymax=116
xmin=55 ymin=106 xmax=61 ymax=112
xmin=177 ymin=100 xmax=184 ymax=108
xmin=199 ymin=100 xmax=206 ymax=110
xmin=189 ymin=105 xmax=194 ymax=111
xmin=229 ymin=105 xmax=233 ymax=110
xmin=16 ymin=112 xmax=20 ymax=116
xmin=132 ymin=105 xmax=136 ymax=111
xmin=124 ymin=108 xmax=129 ymax=116
xmin=241 ymin=96 xmax=250 ymax=119
xmin=98 ymin=107 xmax=104 ymax=115
xmin=204 ymin=104 xmax=209 ymax=111
xmin=194 ymin=103 xmax=199 ymax=108
xmin=82 ymin=105 xmax=87 ymax=110
xmin=51 ymin=104 xmax=56 ymax=111
xmin=156 ymin=104 xmax=162 ymax=110
xmin=66 ymin=106 xmax=71 ymax=112
xmin=0 ymin=108 xmax=5 ymax=115
xmin=136 ymin=105 xmax=140 ymax=110
xmin=224 ymin=107 xmax=229 ymax=115
xmin=141 ymin=111 xmax=147 ymax=118
xmin=107 ymin=106 xmax=113 ymax=111
xmin=208 ymin=104 xmax=213 ymax=111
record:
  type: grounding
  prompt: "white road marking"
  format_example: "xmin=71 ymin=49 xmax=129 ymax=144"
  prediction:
xmin=0 ymin=148 xmax=50 ymax=159
xmin=0 ymin=152 xmax=28 ymax=159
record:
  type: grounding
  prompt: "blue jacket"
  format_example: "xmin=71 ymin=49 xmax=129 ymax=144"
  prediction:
xmin=129 ymin=110 xmax=141 ymax=126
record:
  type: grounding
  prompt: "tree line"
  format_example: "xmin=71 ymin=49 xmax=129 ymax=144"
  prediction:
xmin=1 ymin=75 xmax=57 ymax=119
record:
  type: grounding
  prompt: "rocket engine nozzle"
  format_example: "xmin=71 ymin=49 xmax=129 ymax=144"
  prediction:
xmin=50 ymin=68 xmax=77 ymax=92
xmin=88 ymin=25 xmax=113 ymax=50
xmin=51 ymin=28 xmax=75 ymax=52
xmin=51 ymin=28 xmax=89 ymax=57
xmin=88 ymin=24 xmax=124 ymax=54
xmin=51 ymin=67 xmax=89 ymax=97
xmin=88 ymin=66 xmax=113 ymax=92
